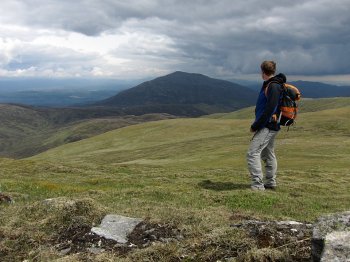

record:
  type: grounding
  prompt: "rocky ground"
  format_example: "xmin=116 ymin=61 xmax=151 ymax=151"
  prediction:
xmin=230 ymin=219 xmax=313 ymax=261
xmin=53 ymin=219 xmax=183 ymax=257
xmin=3 ymin=196 xmax=348 ymax=261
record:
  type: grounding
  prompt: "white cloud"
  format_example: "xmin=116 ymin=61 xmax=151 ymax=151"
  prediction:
xmin=0 ymin=0 xmax=349 ymax=82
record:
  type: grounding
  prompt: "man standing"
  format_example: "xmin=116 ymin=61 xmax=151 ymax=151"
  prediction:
xmin=247 ymin=61 xmax=286 ymax=190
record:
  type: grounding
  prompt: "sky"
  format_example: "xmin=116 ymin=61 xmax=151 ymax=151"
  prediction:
xmin=1 ymin=0 xmax=350 ymax=84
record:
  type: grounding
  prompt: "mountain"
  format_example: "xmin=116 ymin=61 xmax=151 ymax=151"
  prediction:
xmin=248 ymin=80 xmax=350 ymax=98
xmin=291 ymin=81 xmax=350 ymax=98
xmin=94 ymin=71 xmax=257 ymax=116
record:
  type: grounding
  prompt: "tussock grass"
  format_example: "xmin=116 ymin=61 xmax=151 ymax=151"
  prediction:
xmin=0 ymin=197 xmax=106 ymax=261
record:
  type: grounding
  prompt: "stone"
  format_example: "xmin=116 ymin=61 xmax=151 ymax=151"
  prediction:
xmin=277 ymin=220 xmax=304 ymax=226
xmin=87 ymin=247 xmax=105 ymax=254
xmin=91 ymin=214 xmax=143 ymax=244
xmin=321 ymin=231 xmax=350 ymax=262
xmin=59 ymin=247 xmax=71 ymax=256
xmin=312 ymin=211 xmax=350 ymax=262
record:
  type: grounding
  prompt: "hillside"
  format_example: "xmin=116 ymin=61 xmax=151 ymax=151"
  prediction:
xmin=32 ymin=104 xmax=350 ymax=171
xmin=0 ymin=71 xmax=257 ymax=157
xmin=0 ymin=104 xmax=175 ymax=158
xmin=94 ymin=71 xmax=257 ymax=115
xmin=1 ymin=97 xmax=348 ymax=158
xmin=1 ymin=102 xmax=349 ymax=261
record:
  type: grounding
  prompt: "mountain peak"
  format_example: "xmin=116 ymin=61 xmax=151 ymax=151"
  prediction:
xmin=94 ymin=71 xmax=256 ymax=116
xmin=161 ymin=71 xmax=209 ymax=80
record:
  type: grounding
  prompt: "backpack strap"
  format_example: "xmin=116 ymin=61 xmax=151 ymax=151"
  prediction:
xmin=264 ymin=81 xmax=284 ymax=97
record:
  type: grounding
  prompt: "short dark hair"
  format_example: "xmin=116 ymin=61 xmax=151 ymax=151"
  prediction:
xmin=261 ymin=61 xmax=276 ymax=76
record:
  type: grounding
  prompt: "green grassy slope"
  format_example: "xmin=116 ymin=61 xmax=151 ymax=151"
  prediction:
xmin=32 ymin=99 xmax=350 ymax=172
xmin=204 ymin=106 xmax=254 ymax=119
xmin=29 ymin=105 xmax=350 ymax=220
xmin=31 ymin=117 xmax=247 ymax=167
xmin=298 ymin=97 xmax=350 ymax=112
xmin=1 ymin=97 xmax=348 ymax=158
xmin=1 ymin=100 xmax=349 ymax=261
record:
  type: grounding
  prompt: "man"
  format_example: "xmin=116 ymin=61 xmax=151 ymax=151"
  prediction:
xmin=247 ymin=61 xmax=286 ymax=190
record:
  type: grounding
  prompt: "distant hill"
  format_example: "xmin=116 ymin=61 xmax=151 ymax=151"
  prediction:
xmin=291 ymin=81 xmax=350 ymax=98
xmin=248 ymin=80 xmax=350 ymax=98
xmin=0 ymin=104 xmax=175 ymax=158
xmin=94 ymin=71 xmax=257 ymax=116
xmin=205 ymin=97 xmax=350 ymax=120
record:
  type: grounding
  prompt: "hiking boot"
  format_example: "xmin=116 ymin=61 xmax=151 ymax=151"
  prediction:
xmin=264 ymin=184 xmax=276 ymax=190
xmin=251 ymin=186 xmax=265 ymax=191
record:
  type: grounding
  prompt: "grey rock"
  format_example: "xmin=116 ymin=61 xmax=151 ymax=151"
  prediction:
xmin=87 ymin=247 xmax=105 ymax=254
xmin=91 ymin=214 xmax=143 ymax=244
xmin=277 ymin=220 xmax=304 ymax=226
xmin=312 ymin=211 xmax=350 ymax=262
xmin=59 ymin=247 xmax=71 ymax=256
xmin=321 ymin=231 xmax=350 ymax=262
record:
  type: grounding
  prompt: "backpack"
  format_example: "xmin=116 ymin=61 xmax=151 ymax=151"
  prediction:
xmin=265 ymin=82 xmax=301 ymax=126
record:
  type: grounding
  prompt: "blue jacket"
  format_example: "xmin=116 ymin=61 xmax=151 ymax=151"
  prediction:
xmin=251 ymin=73 xmax=286 ymax=131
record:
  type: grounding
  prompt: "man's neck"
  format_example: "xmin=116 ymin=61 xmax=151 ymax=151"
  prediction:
xmin=263 ymin=74 xmax=274 ymax=81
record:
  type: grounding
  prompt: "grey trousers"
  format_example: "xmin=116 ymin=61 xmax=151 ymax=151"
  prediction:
xmin=247 ymin=128 xmax=278 ymax=189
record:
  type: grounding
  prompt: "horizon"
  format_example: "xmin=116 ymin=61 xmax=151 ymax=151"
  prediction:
xmin=1 ymin=71 xmax=350 ymax=90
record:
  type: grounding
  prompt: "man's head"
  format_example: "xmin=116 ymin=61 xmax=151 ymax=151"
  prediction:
xmin=261 ymin=61 xmax=276 ymax=80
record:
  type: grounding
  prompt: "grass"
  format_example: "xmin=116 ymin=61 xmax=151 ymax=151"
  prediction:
xmin=0 ymin=102 xmax=350 ymax=261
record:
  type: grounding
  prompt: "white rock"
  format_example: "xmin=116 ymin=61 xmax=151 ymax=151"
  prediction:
xmin=277 ymin=221 xmax=303 ymax=226
xmin=312 ymin=211 xmax=350 ymax=261
xmin=321 ymin=231 xmax=350 ymax=262
xmin=91 ymin=214 xmax=143 ymax=244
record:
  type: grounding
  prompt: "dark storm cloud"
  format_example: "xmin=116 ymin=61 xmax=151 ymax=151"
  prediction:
xmin=1 ymin=0 xmax=350 ymax=78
